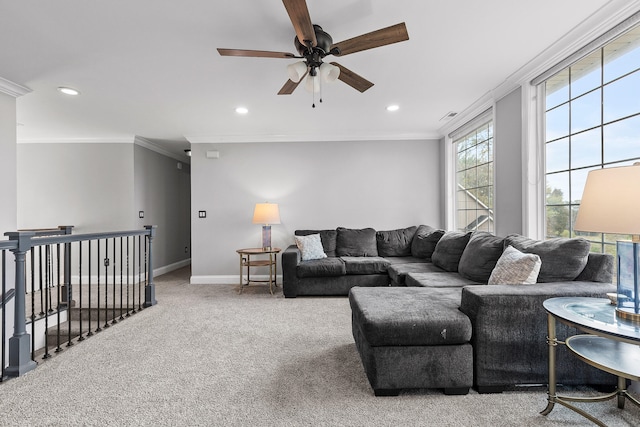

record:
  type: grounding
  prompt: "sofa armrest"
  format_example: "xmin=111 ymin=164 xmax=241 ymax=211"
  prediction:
xmin=460 ymin=281 xmax=615 ymax=340
xmin=459 ymin=281 xmax=616 ymax=388
xmin=282 ymin=244 xmax=301 ymax=298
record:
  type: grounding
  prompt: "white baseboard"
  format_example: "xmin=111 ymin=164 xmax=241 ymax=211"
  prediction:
xmin=155 ymin=258 xmax=191 ymax=277
xmin=190 ymin=274 xmax=282 ymax=285
xmin=68 ymin=259 xmax=191 ymax=285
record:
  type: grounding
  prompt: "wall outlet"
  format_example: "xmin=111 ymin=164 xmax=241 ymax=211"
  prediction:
xmin=139 ymin=211 xmax=144 ymax=218
xmin=184 ymin=246 xmax=188 ymax=253
xmin=198 ymin=211 xmax=206 ymax=218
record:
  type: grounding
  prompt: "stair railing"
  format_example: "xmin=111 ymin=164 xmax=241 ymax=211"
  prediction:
xmin=1 ymin=225 xmax=157 ymax=381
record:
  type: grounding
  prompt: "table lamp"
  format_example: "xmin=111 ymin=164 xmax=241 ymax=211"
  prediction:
xmin=252 ymin=202 xmax=281 ymax=250
xmin=574 ymin=163 xmax=640 ymax=322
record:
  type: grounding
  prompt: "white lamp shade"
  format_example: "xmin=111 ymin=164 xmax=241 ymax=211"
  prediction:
xmin=252 ymin=203 xmax=281 ymax=225
xmin=287 ymin=61 xmax=307 ymax=83
xmin=574 ymin=164 xmax=640 ymax=235
xmin=304 ymin=74 xmax=320 ymax=93
xmin=319 ymin=62 xmax=340 ymax=83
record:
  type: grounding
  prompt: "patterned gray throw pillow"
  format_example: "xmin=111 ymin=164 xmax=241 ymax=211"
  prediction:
xmin=488 ymin=245 xmax=541 ymax=285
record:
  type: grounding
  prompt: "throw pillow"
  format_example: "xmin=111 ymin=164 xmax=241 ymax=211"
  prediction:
xmin=458 ymin=232 xmax=505 ymax=283
xmin=295 ymin=229 xmax=337 ymax=257
xmin=336 ymin=227 xmax=378 ymax=257
xmin=376 ymin=226 xmax=418 ymax=257
xmin=488 ymin=245 xmax=542 ymax=285
xmin=411 ymin=225 xmax=445 ymax=260
xmin=294 ymin=234 xmax=327 ymax=261
xmin=431 ymin=231 xmax=472 ymax=272
xmin=504 ymin=234 xmax=590 ymax=282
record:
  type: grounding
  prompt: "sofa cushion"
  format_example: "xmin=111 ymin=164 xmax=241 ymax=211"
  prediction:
xmin=296 ymin=258 xmax=346 ymax=278
xmin=504 ymin=234 xmax=590 ymax=282
xmin=340 ymin=256 xmax=391 ymax=275
xmin=388 ymin=262 xmax=445 ymax=285
xmin=384 ymin=256 xmax=427 ymax=265
xmin=488 ymin=245 xmax=541 ymax=285
xmin=405 ymin=272 xmax=482 ymax=288
xmin=376 ymin=226 xmax=417 ymax=257
xmin=349 ymin=287 xmax=471 ymax=346
xmin=458 ymin=232 xmax=505 ymax=283
xmin=295 ymin=229 xmax=338 ymax=257
xmin=411 ymin=225 xmax=445 ymax=260
xmin=431 ymin=231 xmax=472 ymax=272
xmin=336 ymin=227 xmax=378 ymax=257
xmin=294 ymin=234 xmax=327 ymax=261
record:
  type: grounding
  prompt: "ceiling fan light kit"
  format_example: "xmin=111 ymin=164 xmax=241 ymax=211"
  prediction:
xmin=218 ymin=0 xmax=409 ymax=107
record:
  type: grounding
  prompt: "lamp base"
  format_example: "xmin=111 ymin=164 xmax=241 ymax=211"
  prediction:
xmin=616 ymin=307 xmax=640 ymax=323
xmin=616 ymin=240 xmax=640 ymax=324
xmin=261 ymin=225 xmax=272 ymax=251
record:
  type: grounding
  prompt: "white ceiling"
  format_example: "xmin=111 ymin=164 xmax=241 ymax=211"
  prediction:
xmin=0 ymin=1 xmax=635 ymax=158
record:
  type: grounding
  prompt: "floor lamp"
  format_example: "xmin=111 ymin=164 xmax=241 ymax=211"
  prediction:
xmin=574 ymin=163 xmax=640 ymax=322
xmin=252 ymin=203 xmax=281 ymax=251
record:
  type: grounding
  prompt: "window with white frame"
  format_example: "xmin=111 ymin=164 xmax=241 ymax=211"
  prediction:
xmin=453 ymin=113 xmax=494 ymax=233
xmin=543 ymin=24 xmax=640 ymax=256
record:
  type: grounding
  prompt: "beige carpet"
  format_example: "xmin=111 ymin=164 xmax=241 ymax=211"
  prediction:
xmin=1 ymin=267 xmax=639 ymax=426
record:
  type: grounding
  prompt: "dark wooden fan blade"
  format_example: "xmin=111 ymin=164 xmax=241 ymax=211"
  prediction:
xmin=278 ymin=70 xmax=308 ymax=95
xmin=282 ymin=0 xmax=317 ymax=47
xmin=278 ymin=79 xmax=300 ymax=95
xmin=332 ymin=23 xmax=409 ymax=56
xmin=217 ymin=48 xmax=297 ymax=59
xmin=330 ymin=62 xmax=374 ymax=93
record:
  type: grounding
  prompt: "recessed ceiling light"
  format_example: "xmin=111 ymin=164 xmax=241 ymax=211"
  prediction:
xmin=58 ymin=87 xmax=80 ymax=96
xmin=235 ymin=107 xmax=249 ymax=114
xmin=386 ymin=105 xmax=400 ymax=112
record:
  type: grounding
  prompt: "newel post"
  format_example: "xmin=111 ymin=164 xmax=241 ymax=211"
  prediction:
xmin=144 ymin=225 xmax=157 ymax=307
xmin=4 ymin=231 xmax=37 ymax=377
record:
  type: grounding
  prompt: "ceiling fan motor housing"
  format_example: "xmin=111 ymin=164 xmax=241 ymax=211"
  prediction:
xmin=295 ymin=25 xmax=333 ymax=57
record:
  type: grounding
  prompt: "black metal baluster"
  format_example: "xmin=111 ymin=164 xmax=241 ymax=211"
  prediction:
xmin=112 ymin=237 xmax=117 ymax=325
xmin=47 ymin=246 xmax=53 ymax=314
xmin=126 ymin=236 xmax=131 ymax=318
xmin=103 ymin=239 xmax=109 ymax=329
xmin=96 ymin=239 xmax=102 ymax=333
xmin=138 ymin=235 xmax=143 ymax=311
xmin=119 ymin=237 xmax=124 ymax=321
xmin=65 ymin=243 xmax=73 ymax=348
xmin=30 ymin=249 xmax=36 ymax=360
xmin=132 ymin=235 xmax=137 ymax=314
xmin=143 ymin=235 xmax=147 ymax=311
xmin=1 ymin=250 xmax=6 ymax=381
xmin=39 ymin=246 xmax=44 ymax=317
xmin=55 ymin=245 xmax=62 ymax=353
xmin=78 ymin=241 xmax=84 ymax=342
xmin=42 ymin=246 xmax=50 ymax=360
xmin=87 ymin=240 xmax=93 ymax=337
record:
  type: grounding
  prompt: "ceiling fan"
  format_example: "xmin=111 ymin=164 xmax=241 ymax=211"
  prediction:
xmin=217 ymin=0 xmax=409 ymax=102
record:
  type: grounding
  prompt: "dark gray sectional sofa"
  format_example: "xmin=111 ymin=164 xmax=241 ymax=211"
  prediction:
xmin=281 ymin=225 xmax=616 ymax=395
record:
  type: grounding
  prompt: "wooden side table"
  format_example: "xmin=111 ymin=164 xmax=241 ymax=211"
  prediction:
xmin=236 ymin=247 xmax=281 ymax=294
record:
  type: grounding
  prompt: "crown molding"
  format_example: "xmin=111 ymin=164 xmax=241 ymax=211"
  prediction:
xmin=0 ymin=76 xmax=31 ymax=97
xmin=439 ymin=0 xmax=640 ymax=137
xmin=134 ymin=136 xmax=191 ymax=162
xmin=184 ymin=131 xmax=440 ymax=144
xmin=492 ymin=0 xmax=640 ymax=102
xmin=17 ymin=136 xmax=135 ymax=144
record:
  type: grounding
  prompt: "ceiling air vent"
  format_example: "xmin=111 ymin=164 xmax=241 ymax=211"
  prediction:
xmin=440 ymin=111 xmax=457 ymax=121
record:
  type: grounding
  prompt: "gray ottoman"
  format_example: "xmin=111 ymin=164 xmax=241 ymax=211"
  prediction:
xmin=349 ymin=286 xmax=473 ymax=396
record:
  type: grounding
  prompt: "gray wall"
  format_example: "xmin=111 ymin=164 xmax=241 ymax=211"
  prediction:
xmin=17 ymin=142 xmax=191 ymax=274
xmin=0 ymin=92 xmax=17 ymax=236
xmin=134 ymin=144 xmax=191 ymax=269
xmin=17 ymin=143 xmax=135 ymax=233
xmin=190 ymin=139 xmax=441 ymax=283
xmin=494 ymin=87 xmax=523 ymax=236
